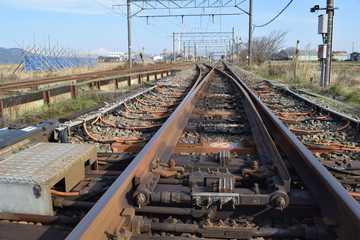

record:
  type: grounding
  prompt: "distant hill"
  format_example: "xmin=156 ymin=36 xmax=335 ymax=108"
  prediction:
xmin=0 ymin=47 xmax=22 ymax=64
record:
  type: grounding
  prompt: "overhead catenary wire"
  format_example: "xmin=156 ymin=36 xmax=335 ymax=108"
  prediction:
xmin=80 ymin=0 xmax=126 ymax=15
xmin=253 ymin=0 xmax=294 ymax=28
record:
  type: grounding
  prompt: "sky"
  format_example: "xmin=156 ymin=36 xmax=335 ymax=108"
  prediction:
xmin=0 ymin=0 xmax=359 ymax=55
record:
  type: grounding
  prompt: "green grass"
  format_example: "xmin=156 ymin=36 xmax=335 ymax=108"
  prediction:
xmin=347 ymin=90 xmax=360 ymax=108
xmin=5 ymin=95 xmax=108 ymax=126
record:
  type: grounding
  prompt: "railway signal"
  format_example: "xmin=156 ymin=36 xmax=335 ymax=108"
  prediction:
xmin=311 ymin=0 xmax=338 ymax=87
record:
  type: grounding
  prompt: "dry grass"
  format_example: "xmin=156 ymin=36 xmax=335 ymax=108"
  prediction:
xmin=255 ymin=61 xmax=360 ymax=84
xmin=0 ymin=62 xmax=125 ymax=83
xmin=248 ymin=60 xmax=360 ymax=108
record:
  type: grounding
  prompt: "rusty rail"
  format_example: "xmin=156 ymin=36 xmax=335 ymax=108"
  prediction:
xmin=66 ymin=64 xmax=210 ymax=239
xmin=65 ymin=61 xmax=360 ymax=239
xmin=67 ymin=61 xmax=295 ymax=239
xmin=223 ymin=62 xmax=360 ymax=240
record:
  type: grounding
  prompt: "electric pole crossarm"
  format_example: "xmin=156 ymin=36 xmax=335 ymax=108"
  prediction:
xmin=136 ymin=13 xmax=243 ymax=18
xmin=128 ymin=0 xmax=246 ymax=11
xmin=131 ymin=8 xmax=144 ymax=17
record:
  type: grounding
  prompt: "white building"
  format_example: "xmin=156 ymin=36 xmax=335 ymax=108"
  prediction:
xmin=108 ymin=52 xmax=125 ymax=58
xmin=153 ymin=56 xmax=163 ymax=61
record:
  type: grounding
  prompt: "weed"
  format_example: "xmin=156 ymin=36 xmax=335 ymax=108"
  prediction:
xmin=244 ymin=60 xmax=360 ymax=109
xmin=4 ymin=95 xmax=108 ymax=126
xmin=347 ymin=91 xmax=360 ymax=107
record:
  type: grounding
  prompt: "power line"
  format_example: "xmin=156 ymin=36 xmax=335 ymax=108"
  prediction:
xmin=82 ymin=0 xmax=125 ymax=15
xmin=254 ymin=0 xmax=293 ymax=28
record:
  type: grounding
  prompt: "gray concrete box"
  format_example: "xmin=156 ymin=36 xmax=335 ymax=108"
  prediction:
xmin=0 ymin=142 xmax=97 ymax=215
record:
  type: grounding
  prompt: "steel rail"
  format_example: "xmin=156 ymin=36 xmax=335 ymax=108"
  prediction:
xmin=214 ymin=68 xmax=291 ymax=193
xmin=68 ymin=62 xmax=295 ymax=239
xmin=223 ymin=62 xmax=360 ymax=240
xmin=66 ymin=64 xmax=211 ymax=239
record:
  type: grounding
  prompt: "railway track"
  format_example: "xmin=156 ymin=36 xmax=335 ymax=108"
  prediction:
xmin=0 ymin=62 xmax=192 ymax=93
xmin=0 ymin=62 xmax=359 ymax=240
xmin=226 ymin=63 xmax=360 ymax=199
xmin=64 ymin=63 xmax=359 ymax=239
xmin=0 ymin=65 xmax=202 ymax=239
xmin=63 ymin=65 xmax=201 ymax=152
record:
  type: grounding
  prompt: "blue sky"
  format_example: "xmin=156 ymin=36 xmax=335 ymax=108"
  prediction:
xmin=0 ymin=0 xmax=359 ymax=55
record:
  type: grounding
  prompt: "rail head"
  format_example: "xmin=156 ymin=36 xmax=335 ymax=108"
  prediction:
xmin=66 ymin=64 xmax=212 ymax=240
xmin=223 ymin=62 xmax=360 ymax=240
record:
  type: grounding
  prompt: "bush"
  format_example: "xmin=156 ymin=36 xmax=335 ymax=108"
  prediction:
xmin=321 ymin=83 xmax=346 ymax=98
xmin=348 ymin=90 xmax=360 ymax=102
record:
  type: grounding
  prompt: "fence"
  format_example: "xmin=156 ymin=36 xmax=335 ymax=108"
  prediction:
xmin=24 ymin=56 xmax=98 ymax=71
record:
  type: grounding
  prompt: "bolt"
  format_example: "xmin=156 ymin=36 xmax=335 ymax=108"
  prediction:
xmin=251 ymin=161 xmax=259 ymax=171
xmin=136 ymin=193 xmax=147 ymax=209
xmin=207 ymin=197 xmax=212 ymax=208
xmin=195 ymin=196 xmax=201 ymax=207
xmin=169 ymin=159 xmax=176 ymax=168
xmin=273 ymin=196 xmax=286 ymax=210
xmin=219 ymin=197 xmax=225 ymax=209
xmin=231 ymin=197 xmax=237 ymax=209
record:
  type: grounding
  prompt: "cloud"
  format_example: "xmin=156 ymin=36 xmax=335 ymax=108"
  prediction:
xmin=0 ymin=0 xmax=114 ymax=15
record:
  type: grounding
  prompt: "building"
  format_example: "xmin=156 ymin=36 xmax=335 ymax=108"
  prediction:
xmin=332 ymin=51 xmax=349 ymax=61
xmin=153 ymin=56 xmax=163 ymax=61
xmin=350 ymin=52 xmax=360 ymax=61
xmin=108 ymin=52 xmax=125 ymax=58
xmin=298 ymin=50 xmax=318 ymax=61
xmin=272 ymin=50 xmax=290 ymax=60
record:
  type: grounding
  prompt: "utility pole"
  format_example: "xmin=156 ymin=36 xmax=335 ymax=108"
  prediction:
xmin=311 ymin=1 xmax=336 ymax=87
xmin=294 ymin=40 xmax=300 ymax=79
xmin=232 ymin=27 xmax=235 ymax=62
xmin=248 ymin=0 xmax=253 ymax=66
xmin=324 ymin=0 xmax=334 ymax=87
xmin=188 ymin=40 xmax=190 ymax=61
xmin=183 ymin=41 xmax=186 ymax=61
xmin=173 ymin=32 xmax=175 ymax=62
xmin=194 ymin=42 xmax=197 ymax=62
xmin=127 ymin=0 xmax=132 ymax=68
xmin=228 ymin=40 xmax=231 ymax=60
xmin=238 ymin=37 xmax=242 ymax=64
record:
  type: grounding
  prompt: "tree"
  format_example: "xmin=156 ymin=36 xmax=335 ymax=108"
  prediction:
xmin=240 ymin=30 xmax=288 ymax=65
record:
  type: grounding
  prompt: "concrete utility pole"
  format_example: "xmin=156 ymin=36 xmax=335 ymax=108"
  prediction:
xmin=248 ymin=0 xmax=253 ymax=66
xmin=183 ymin=41 xmax=186 ymax=61
xmin=173 ymin=32 xmax=175 ymax=62
xmin=232 ymin=27 xmax=235 ymax=62
xmin=127 ymin=0 xmax=132 ymax=68
xmin=324 ymin=0 xmax=334 ymax=87
xmin=294 ymin=40 xmax=300 ymax=79
xmin=194 ymin=43 xmax=197 ymax=62
xmin=238 ymin=37 xmax=242 ymax=64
